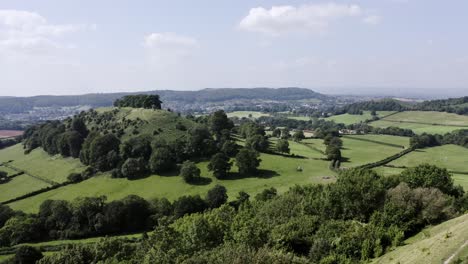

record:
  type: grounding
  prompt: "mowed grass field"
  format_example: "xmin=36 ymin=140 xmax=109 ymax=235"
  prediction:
xmin=226 ymin=111 xmax=270 ymax=119
xmin=370 ymin=111 xmax=468 ymax=134
xmin=324 ymin=111 xmax=396 ymax=125
xmin=0 ymin=144 xmax=86 ymax=183
xmin=373 ymin=213 xmax=468 ymax=264
xmin=7 ymin=140 xmax=336 ymax=213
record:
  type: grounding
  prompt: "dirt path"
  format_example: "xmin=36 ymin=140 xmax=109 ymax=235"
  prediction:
xmin=444 ymin=240 xmax=468 ymax=264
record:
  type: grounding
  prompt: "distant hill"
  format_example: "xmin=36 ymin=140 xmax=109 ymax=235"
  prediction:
xmin=0 ymin=88 xmax=330 ymax=114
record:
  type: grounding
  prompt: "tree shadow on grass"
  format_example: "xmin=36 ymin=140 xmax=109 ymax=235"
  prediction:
xmin=338 ymin=157 xmax=351 ymax=163
xmin=265 ymin=151 xmax=307 ymax=159
xmin=189 ymin=177 xmax=212 ymax=186
xmin=222 ymin=169 xmax=279 ymax=180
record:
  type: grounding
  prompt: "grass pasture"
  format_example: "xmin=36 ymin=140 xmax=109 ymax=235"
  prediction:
xmin=340 ymin=135 xmax=409 ymax=168
xmin=0 ymin=144 xmax=86 ymax=184
xmin=0 ymin=174 xmax=51 ymax=203
xmin=8 ymin=140 xmax=336 ymax=213
xmin=377 ymin=144 xmax=468 ymax=190
xmin=373 ymin=213 xmax=468 ymax=264
xmin=324 ymin=111 xmax=396 ymax=125
xmin=370 ymin=111 xmax=468 ymax=134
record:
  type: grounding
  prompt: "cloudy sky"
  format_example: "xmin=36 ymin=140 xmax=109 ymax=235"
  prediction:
xmin=0 ymin=0 xmax=467 ymax=96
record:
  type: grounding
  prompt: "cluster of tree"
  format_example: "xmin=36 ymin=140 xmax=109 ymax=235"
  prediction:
xmin=23 ymin=117 xmax=88 ymax=157
xmin=335 ymin=99 xmax=407 ymax=115
xmin=324 ymin=134 xmax=343 ymax=168
xmin=416 ymin=96 xmax=468 ymax=115
xmin=113 ymin=95 xmax=162 ymax=109
xmin=410 ymin=129 xmax=468 ymax=149
xmin=22 ymin=165 xmax=468 ymax=264
xmin=0 ymin=185 xmax=230 ymax=247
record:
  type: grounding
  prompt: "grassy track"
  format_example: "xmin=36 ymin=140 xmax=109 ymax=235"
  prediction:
xmin=373 ymin=213 xmax=468 ymax=264
xmin=370 ymin=111 xmax=468 ymax=134
xmin=8 ymin=140 xmax=336 ymax=213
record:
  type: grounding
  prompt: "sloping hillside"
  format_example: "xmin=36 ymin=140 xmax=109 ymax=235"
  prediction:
xmin=373 ymin=213 xmax=468 ymax=264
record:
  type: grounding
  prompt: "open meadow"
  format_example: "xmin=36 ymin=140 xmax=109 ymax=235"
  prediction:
xmin=0 ymin=144 xmax=86 ymax=184
xmin=324 ymin=111 xmax=396 ymax=125
xmin=370 ymin=111 xmax=468 ymax=134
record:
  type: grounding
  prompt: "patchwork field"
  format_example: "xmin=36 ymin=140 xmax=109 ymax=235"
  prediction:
xmin=6 ymin=140 xmax=336 ymax=213
xmin=370 ymin=111 xmax=468 ymax=134
xmin=324 ymin=111 xmax=396 ymax=125
xmin=373 ymin=213 xmax=468 ymax=264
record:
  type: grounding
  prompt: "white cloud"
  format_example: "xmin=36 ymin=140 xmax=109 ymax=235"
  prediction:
xmin=143 ymin=32 xmax=197 ymax=66
xmin=0 ymin=9 xmax=93 ymax=55
xmin=239 ymin=3 xmax=365 ymax=36
xmin=363 ymin=15 xmax=382 ymax=25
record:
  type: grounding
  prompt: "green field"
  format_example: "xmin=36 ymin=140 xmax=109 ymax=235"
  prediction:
xmin=7 ymin=140 xmax=336 ymax=213
xmin=373 ymin=213 xmax=468 ymax=264
xmin=340 ymin=135 xmax=408 ymax=167
xmin=0 ymin=174 xmax=51 ymax=203
xmin=324 ymin=111 xmax=396 ymax=125
xmin=343 ymin=134 xmax=410 ymax=148
xmin=377 ymin=144 xmax=468 ymax=190
xmin=370 ymin=111 xmax=468 ymax=134
xmin=226 ymin=111 xmax=270 ymax=119
xmin=0 ymin=144 xmax=86 ymax=184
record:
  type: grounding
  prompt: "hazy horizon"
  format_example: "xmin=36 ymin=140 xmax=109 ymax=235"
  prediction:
xmin=1 ymin=0 xmax=468 ymax=97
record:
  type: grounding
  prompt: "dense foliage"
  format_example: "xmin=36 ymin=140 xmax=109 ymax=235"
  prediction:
xmin=336 ymin=99 xmax=407 ymax=115
xmin=113 ymin=95 xmax=162 ymax=109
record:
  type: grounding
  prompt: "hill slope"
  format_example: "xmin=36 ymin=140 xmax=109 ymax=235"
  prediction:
xmin=373 ymin=213 xmax=468 ymax=264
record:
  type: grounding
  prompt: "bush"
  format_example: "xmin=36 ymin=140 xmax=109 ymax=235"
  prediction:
xmin=67 ymin=173 xmax=83 ymax=183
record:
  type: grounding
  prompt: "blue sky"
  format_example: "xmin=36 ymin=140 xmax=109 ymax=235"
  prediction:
xmin=0 ymin=0 xmax=467 ymax=97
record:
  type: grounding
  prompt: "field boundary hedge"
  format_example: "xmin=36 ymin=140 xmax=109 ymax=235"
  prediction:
xmin=342 ymin=135 xmax=406 ymax=149
xmin=380 ymin=119 xmax=468 ymax=128
xmin=300 ymin=142 xmax=325 ymax=155
xmin=2 ymin=163 xmax=59 ymax=186
xmin=354 ymin=147 xmax=415 ymax=170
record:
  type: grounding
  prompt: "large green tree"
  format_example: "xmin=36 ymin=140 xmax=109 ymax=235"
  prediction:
xmin=235 ymin=148 xmax=261 ymax=175
xmin=208 ymin=153 xmax=232 ymax=179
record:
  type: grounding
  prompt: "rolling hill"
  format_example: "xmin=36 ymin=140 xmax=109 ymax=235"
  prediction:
xmin=373 ymin=213 xmax=468 ymax=264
